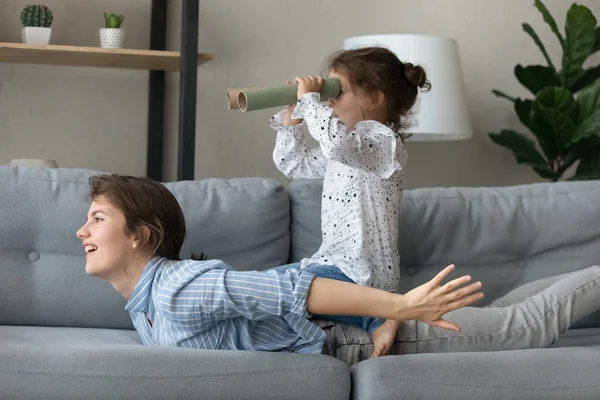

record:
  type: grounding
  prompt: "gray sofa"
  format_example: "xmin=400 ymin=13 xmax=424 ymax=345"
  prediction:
xmin=1 ymin=165 xmax=599 ymax=400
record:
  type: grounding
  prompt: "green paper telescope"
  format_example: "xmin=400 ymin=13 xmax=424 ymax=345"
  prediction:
xmin=229 ymin=78 xmax=341 ymax=112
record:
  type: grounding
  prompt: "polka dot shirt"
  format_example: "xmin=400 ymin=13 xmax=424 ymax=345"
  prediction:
xmin=270 ymin=93 xmax=407 ymax=291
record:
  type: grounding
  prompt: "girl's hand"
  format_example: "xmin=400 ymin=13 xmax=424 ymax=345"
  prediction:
xmin=401 ymin=264 xmax=484 ymax=332
xmin=295 ymin=76 xmax=324 ymax=99
xmin=283 ymin=81 xmax=302 ymax=126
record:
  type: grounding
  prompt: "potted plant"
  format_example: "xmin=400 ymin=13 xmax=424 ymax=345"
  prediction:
xmin=489 ymin=0 xmax=600 ymax=181
xmin=100 ymin=13 xmax=126 ymax=49
xmin=21 ymin=5 xmax=53 ymax=45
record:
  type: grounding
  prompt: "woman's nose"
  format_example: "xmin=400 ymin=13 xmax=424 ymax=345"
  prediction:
xmin=76 ymin=225 xmax=88 ymax=240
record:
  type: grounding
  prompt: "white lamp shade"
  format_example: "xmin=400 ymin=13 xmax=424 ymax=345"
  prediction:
xmin=343 ymin=34 xmax=473 ymax=141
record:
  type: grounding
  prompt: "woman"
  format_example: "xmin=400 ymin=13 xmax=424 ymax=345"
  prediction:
xmin=77 ymin=174 xmax=600 ymax=364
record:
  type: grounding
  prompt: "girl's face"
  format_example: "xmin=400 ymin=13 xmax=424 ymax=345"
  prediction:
xmin=327 ymin=70 xmax=379 ymax=128
xmin=76 ymin=195 xmax=139 ymax=279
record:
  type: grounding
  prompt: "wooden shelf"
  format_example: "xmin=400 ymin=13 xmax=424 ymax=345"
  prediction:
xmin=0 ymin=42 xmax=214 ymax=71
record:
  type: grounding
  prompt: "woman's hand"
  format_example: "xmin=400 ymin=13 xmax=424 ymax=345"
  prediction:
xmin=295 ymin=76 xmax=324 ymax=99
xmin=401 ymin=264 xmax=484 ymax=332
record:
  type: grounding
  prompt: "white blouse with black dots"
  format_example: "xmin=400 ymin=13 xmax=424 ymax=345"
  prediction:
xmin=269 ymin=92 xmax=407 ymax=291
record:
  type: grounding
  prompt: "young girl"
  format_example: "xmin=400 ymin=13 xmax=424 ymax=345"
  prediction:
xmin=269 ymin=46 xmax=432 ymax=356
xmin=77 ymin=174 xmax=600 ymax=365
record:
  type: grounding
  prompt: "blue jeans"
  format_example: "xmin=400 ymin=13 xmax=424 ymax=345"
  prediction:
xmin=268 ymin=262 xmax=384 ymax=334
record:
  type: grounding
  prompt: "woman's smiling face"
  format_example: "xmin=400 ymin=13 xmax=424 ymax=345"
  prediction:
xmin=76 ymin=195 xmax=138 ymax=279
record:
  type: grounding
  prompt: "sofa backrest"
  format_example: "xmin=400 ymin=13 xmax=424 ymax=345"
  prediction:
xmin=0 ymin=166 xmax=290 ymax=329
xmin=288 ymin=178 xmax=600 ymax=328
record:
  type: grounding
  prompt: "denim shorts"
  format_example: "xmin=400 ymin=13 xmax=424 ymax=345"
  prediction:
xmin=267 ymin=262 xmax=384 ymax=334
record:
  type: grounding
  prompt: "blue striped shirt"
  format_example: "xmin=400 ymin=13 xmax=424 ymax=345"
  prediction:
xmin=124 ymin=257 xmax=326 ymax=354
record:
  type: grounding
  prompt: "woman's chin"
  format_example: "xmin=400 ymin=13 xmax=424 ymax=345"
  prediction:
xmin=85 ymin=262 xmax=101 ymax=277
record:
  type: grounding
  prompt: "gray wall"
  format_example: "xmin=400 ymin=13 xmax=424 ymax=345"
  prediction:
xmin=1 ymin=0 xmax=598 ymax=188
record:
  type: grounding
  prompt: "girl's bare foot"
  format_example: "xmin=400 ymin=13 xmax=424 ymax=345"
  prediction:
xmin=370 ymin=319 xmax=402 ymax=358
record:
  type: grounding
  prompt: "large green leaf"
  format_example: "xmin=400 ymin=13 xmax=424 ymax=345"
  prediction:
xmin=534 ymin=0 xmax=564 ymax=47
xmin=572 ymin=78 xmax=600 ymax=142
xmin=529 ymin=87 xmax=578 ymax=157
xmin=515 ymin=99 xmax=533 ymax=129
xmin=489 ymin=130 xmax=547 ymax=166
xmin=573 ymin=110 xmax=600 ymax=142
xmin=569 ymin=66 xmax=600 ymax=93
xmin=535 ymin=86 xmax=578 ymax=116
xmin=535 ymin=86 xmax=578 ymax=124
xmin=522 ymin=23 xmax=559 ymax=76
xmin=530 ymin=106 xmax=578 ymax=156
xmin=527 ymin=111 xmax=559 ymax=160
xmin=562 ymin=4 xmax=597 ymax=80
xmin=594 ymin=27 xmax=600 ymax=54
xmin=515 ymin=65 xmax=561 ymax=95
xmin=577 ymin=77 xmax=600 ymax=121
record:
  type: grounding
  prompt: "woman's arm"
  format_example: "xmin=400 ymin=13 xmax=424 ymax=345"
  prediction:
xmin=160 ymin=261 xmax=483 ymax=334
xmin=307 ymin=264 xmax=484 ymax=332
xmin=158 ymin=262 xmax=319 ymax=332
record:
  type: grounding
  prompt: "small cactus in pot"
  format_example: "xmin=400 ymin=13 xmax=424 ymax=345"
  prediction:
xmin=21 ymin=5 xmax=53 ymax=27
xmin=100 ymin=12 xmax=126 ymax=48
xmin=20 ymin=5 xmax=53 ymax=45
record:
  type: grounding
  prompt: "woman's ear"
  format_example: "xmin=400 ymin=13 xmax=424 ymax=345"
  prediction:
xmin=132 ymin=226 xmax=151 ymax=249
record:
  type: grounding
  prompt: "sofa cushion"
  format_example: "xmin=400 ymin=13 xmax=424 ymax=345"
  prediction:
xmin=0 ymin=166 xmax=290 ymax=329
xmin=551 ymin=327 xmax=600 ymax=347
xmin=288 ymin=179 xmax=600 ymax=328
xmin=350 ymin=344 xmax=600 ymax=400
xmin=0 ymin=326 xmax=350 ymax=400
xmin=0 ymin=325 xmax=143 ymax=346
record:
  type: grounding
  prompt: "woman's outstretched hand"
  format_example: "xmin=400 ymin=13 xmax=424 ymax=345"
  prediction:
xmin=402 ymin=264 xmax=484 ymax=332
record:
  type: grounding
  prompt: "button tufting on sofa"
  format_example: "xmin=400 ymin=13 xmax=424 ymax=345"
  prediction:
xmin=28 ymin=251 xmax=40 ymax=261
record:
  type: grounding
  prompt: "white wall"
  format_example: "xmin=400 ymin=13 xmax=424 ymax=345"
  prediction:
xmin=1 ymin=0 xmax=599 ymax=188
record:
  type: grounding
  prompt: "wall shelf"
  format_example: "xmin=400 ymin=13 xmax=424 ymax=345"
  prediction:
xmin=0 ymin=0 xmax=207 ymax=181
xmin=0 ymin=42 xmax=214 ymax=71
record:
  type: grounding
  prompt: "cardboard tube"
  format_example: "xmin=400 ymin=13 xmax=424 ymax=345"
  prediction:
xmin=236 ymin=78 xmax=341 ymax=112
xmin=227 ymin=88 xmax=252 ymax=110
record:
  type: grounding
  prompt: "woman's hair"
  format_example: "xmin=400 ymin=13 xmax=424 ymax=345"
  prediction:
xmin=326 ymin=46 xmax=431 ymax=138
xmin=87 ymin=174 xmax=207 ymax=261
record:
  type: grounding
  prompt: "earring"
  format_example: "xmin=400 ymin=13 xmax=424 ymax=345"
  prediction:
xmin=132 ymin=243 xmax=137 ymax=250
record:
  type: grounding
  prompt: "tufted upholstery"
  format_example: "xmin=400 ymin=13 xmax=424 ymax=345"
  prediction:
xmin=0 ymin=166 xmax=290 ymax=329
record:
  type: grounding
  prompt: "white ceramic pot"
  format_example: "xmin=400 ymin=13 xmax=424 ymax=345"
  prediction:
xmin=21 ymin=27 xmax=52 ymax=45
xmin=99 ymin=28 xmax=126 ymax=48
xmin=10 ymin=159 xmax=58 ymax=168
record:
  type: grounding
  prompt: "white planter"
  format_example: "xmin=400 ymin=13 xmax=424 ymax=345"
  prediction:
xmin=21 ymin=27 xmax=52 ymax=45
xmin=99 ymin=28 xmax=126 ymax=48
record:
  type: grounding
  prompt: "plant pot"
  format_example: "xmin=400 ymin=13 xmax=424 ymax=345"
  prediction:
xmin=21 ymin=27 xmax=52 ymax=45
xmin=99 ymin=28 xmax=126 ymax=48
